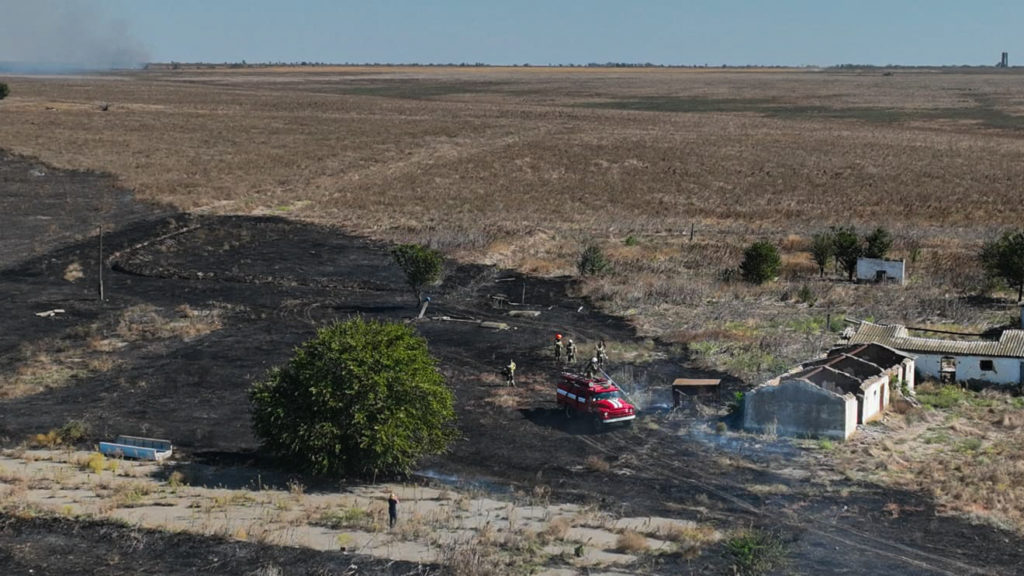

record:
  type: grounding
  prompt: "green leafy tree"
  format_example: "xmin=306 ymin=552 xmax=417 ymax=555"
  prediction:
xmin=391 ymin=243 xmax=443 ymax=307
xmin=577 ymin=245 xmax=610 ymax=276
xmin=809 ymin=231 xmax=835 ymax=277
xmin=863 ymin=227 xmax=893 ymax=259
xmin=0 ymin=82 xmax=9 ymax=100
xmin=980 ymin=229 xmax=1024 ymax=302
xmin=739 ymin=240 xmax=781 ymax=285
xmin=832 ymin=226 xmax=862 ymax=281
xmin=250 ymin=318 xmax=457 ymax=478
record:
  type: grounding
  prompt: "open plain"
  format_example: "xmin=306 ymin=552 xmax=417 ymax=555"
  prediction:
xmin=2 ymin=67 xmax=1024 ymax=574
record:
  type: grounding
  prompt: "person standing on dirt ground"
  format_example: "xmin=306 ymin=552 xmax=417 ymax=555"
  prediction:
xmin=504 ymin=359 xmax=517 ymax=387
xmin=553 ymin=333 xmax=564 ymax=363
xmin=388 ymin=491 xmax=399 ymax=529
xmin=595 ymin=339 xmax=607 ymax=368
xmin=566 ymin=339 xmax=577 ymax=365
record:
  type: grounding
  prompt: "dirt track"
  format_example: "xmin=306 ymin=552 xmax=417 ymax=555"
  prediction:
xmin=2 ymin=150 xmax=1024 ymax=574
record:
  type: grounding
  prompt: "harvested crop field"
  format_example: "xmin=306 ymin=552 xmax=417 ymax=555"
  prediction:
xmin=2 ymin=67 xmax=1024 ymax=574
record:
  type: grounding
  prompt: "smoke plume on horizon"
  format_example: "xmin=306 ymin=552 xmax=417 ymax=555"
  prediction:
xmin=0 ymin=0 xmax=150 ymax=72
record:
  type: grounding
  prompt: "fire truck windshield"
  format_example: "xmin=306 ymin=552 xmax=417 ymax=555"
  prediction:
xmin=593 ymin=391 xmax=623 ymax=401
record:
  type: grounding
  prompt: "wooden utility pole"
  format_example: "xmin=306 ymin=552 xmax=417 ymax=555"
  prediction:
xmin=98 ymin=225 xmax=104 ymax=301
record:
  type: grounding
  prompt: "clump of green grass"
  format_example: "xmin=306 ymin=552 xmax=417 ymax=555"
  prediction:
xmin=314 ymin=507 xmax=378 ymax=531
xmin=916 ymin=384 xmax=1001 ymax=410
xmin=916 ymin=385 xmax=969 ymax=409
xmin=726 ymin=529 xmax=787 ymax=576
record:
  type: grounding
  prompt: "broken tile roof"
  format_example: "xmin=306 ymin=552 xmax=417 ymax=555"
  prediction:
xmin=849 ymin=322 xmax=1024 ymax=358
xmin=789 ymin=365 xmax=863 ymax=395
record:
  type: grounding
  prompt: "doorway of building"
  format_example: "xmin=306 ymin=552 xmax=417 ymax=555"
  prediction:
xmin=940 ymin=356 xmax=956 ymax=384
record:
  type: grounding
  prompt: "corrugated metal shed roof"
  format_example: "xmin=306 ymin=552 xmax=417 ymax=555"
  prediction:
xmin=849 ymin=322 xmax=1024 ymax=358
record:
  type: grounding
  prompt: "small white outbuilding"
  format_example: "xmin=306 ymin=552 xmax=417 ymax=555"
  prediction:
xmin=855 ymin=257 xmax=905 ymax=285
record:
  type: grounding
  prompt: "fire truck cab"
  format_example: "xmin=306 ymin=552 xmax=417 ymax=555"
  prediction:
xmin=556 ymin=372 xmax=636 ymax=426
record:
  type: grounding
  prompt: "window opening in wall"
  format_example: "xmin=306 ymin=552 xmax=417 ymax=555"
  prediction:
xmin=980 ymin=359 xmax=994 ymax=371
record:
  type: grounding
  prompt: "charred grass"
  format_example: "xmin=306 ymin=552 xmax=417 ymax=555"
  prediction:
xmin=3 ymin=68 xmax=1024 ymax=557
xmin=0 ymin=304 xmax=222 ymax=400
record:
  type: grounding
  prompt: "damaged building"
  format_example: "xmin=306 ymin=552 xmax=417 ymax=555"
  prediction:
xmin=743 ymin=343 xmax=915 ymax=440
xmin=848 ymin=322 xmax=1024 ymax=388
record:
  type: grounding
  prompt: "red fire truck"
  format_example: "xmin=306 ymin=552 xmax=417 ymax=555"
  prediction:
xmin=556 ymin=372 xmax=636 ymax=427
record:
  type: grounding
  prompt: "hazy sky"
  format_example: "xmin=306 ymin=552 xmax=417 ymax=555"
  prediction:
xmin=2 ymin=0 xmax=1021 ymax=68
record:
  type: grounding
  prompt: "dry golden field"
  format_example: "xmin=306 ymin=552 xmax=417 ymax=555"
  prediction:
xmin=2 ymin=66 xmax=1024 ymax=375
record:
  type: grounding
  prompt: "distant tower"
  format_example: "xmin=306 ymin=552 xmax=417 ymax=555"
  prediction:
xmin=1000 ymin=52 xmax=1009 ymax=68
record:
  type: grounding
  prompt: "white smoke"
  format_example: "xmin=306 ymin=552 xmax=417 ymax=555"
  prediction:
xmin=0 ymin=0 xmax=150 ymax=72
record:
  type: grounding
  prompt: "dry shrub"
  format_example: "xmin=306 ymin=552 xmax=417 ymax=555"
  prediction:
xmin=63 ymin=261 xmax=84 ymax=282
xmin=662 ymin=522 xmax=717 ymax=546
xmin=30 ymin=430 xmax=62 ymax=449
xmin=110 ymin=481 xmax=154 ymax=507
xmin=167 ymin=470 xmax=189 ymax=488
xmin=615 ymin=529 xmax=649 ymax=553
xmin=80 ymin=452 xmax=110 ymax=475
xmin=87 ymin=337 xmax=126 ymax=352
xmin=541 ymin=516 xmax=571 ymax=542
xmin=585 ymin=455 xmax=610 ymax=473
xmin=30 ymin=420 xmax=89 ymax=448
xmin=117 ymin=304 xmax=222 ymax=342
xmin=476 ymin=520 xmax=496 ymax=546
xmin=997 ymin=413 xmax=1024 ymax=429
xmin=519 ymin=256 xmax=567 ymax=276
xmin=86 ymin=356 xmax=120 ymax=372
xmin=747 ymin=483 xmax=791 ymax=496
xmin=662 ymin=522 xmax=717 ymax=559
xmin=779 ymin=234 xmax=807 ymax=252
xmin=780 ymin=252 xmax=817 ymax=279
xmin=439 ymin=540 xmax=502 ymax=576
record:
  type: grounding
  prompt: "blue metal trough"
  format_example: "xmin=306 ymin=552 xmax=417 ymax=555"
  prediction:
xmin=98 ymin=435 xmax=173 ymax=461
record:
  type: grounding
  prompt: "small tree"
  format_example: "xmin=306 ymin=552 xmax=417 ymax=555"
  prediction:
xmin=249 ymin=318 xmax=457 ymax=478
xmin=832 ymin=226 xmax=862 ymax=281
xmin=391 ymin=243 xmax=443 ymax=307
xmin=577 ymin=245 xmax=610 ymax=276
xmin=981 ymin=229 xmax=1024 ymax=302
xmin=863 ymin=227 xmax=893 ymax=259
xmin=739 ymin=240 xmax=781 ymax=285
xmin=809 ymin=231 xmax=835 ymax=277
xmin=0 ymin=82 xmax=9 ymax=100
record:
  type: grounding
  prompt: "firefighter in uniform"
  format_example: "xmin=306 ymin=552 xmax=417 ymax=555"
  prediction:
xmin=585 ymin=357 xmax=600 ymax=379
xmin=553 ymin=334 xmax=564 ymax=362
xmin=504 ymin=359 xmax=517 ymax=387
xmin=566 ymin=339 xmax=577 ymax=364
xmin=595 ymin=339 xmax=608 ymax=368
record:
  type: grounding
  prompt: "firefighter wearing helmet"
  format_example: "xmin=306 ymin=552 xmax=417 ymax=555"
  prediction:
xmin=565 ymin=339 xmax=577 ymax=364
xmin=504 ymin=359 xmax=517 ymax=388
xmin=585 ymin=356 xmax=600 ymax=379
xmin=553 ymin=333 xmax=564 ymax=362
xmin=595 ymin=339 xmax=608 ymax=368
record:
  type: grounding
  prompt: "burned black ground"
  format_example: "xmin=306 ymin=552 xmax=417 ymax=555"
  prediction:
xmin=1 ymin=151 xmax=1023 ymax=574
